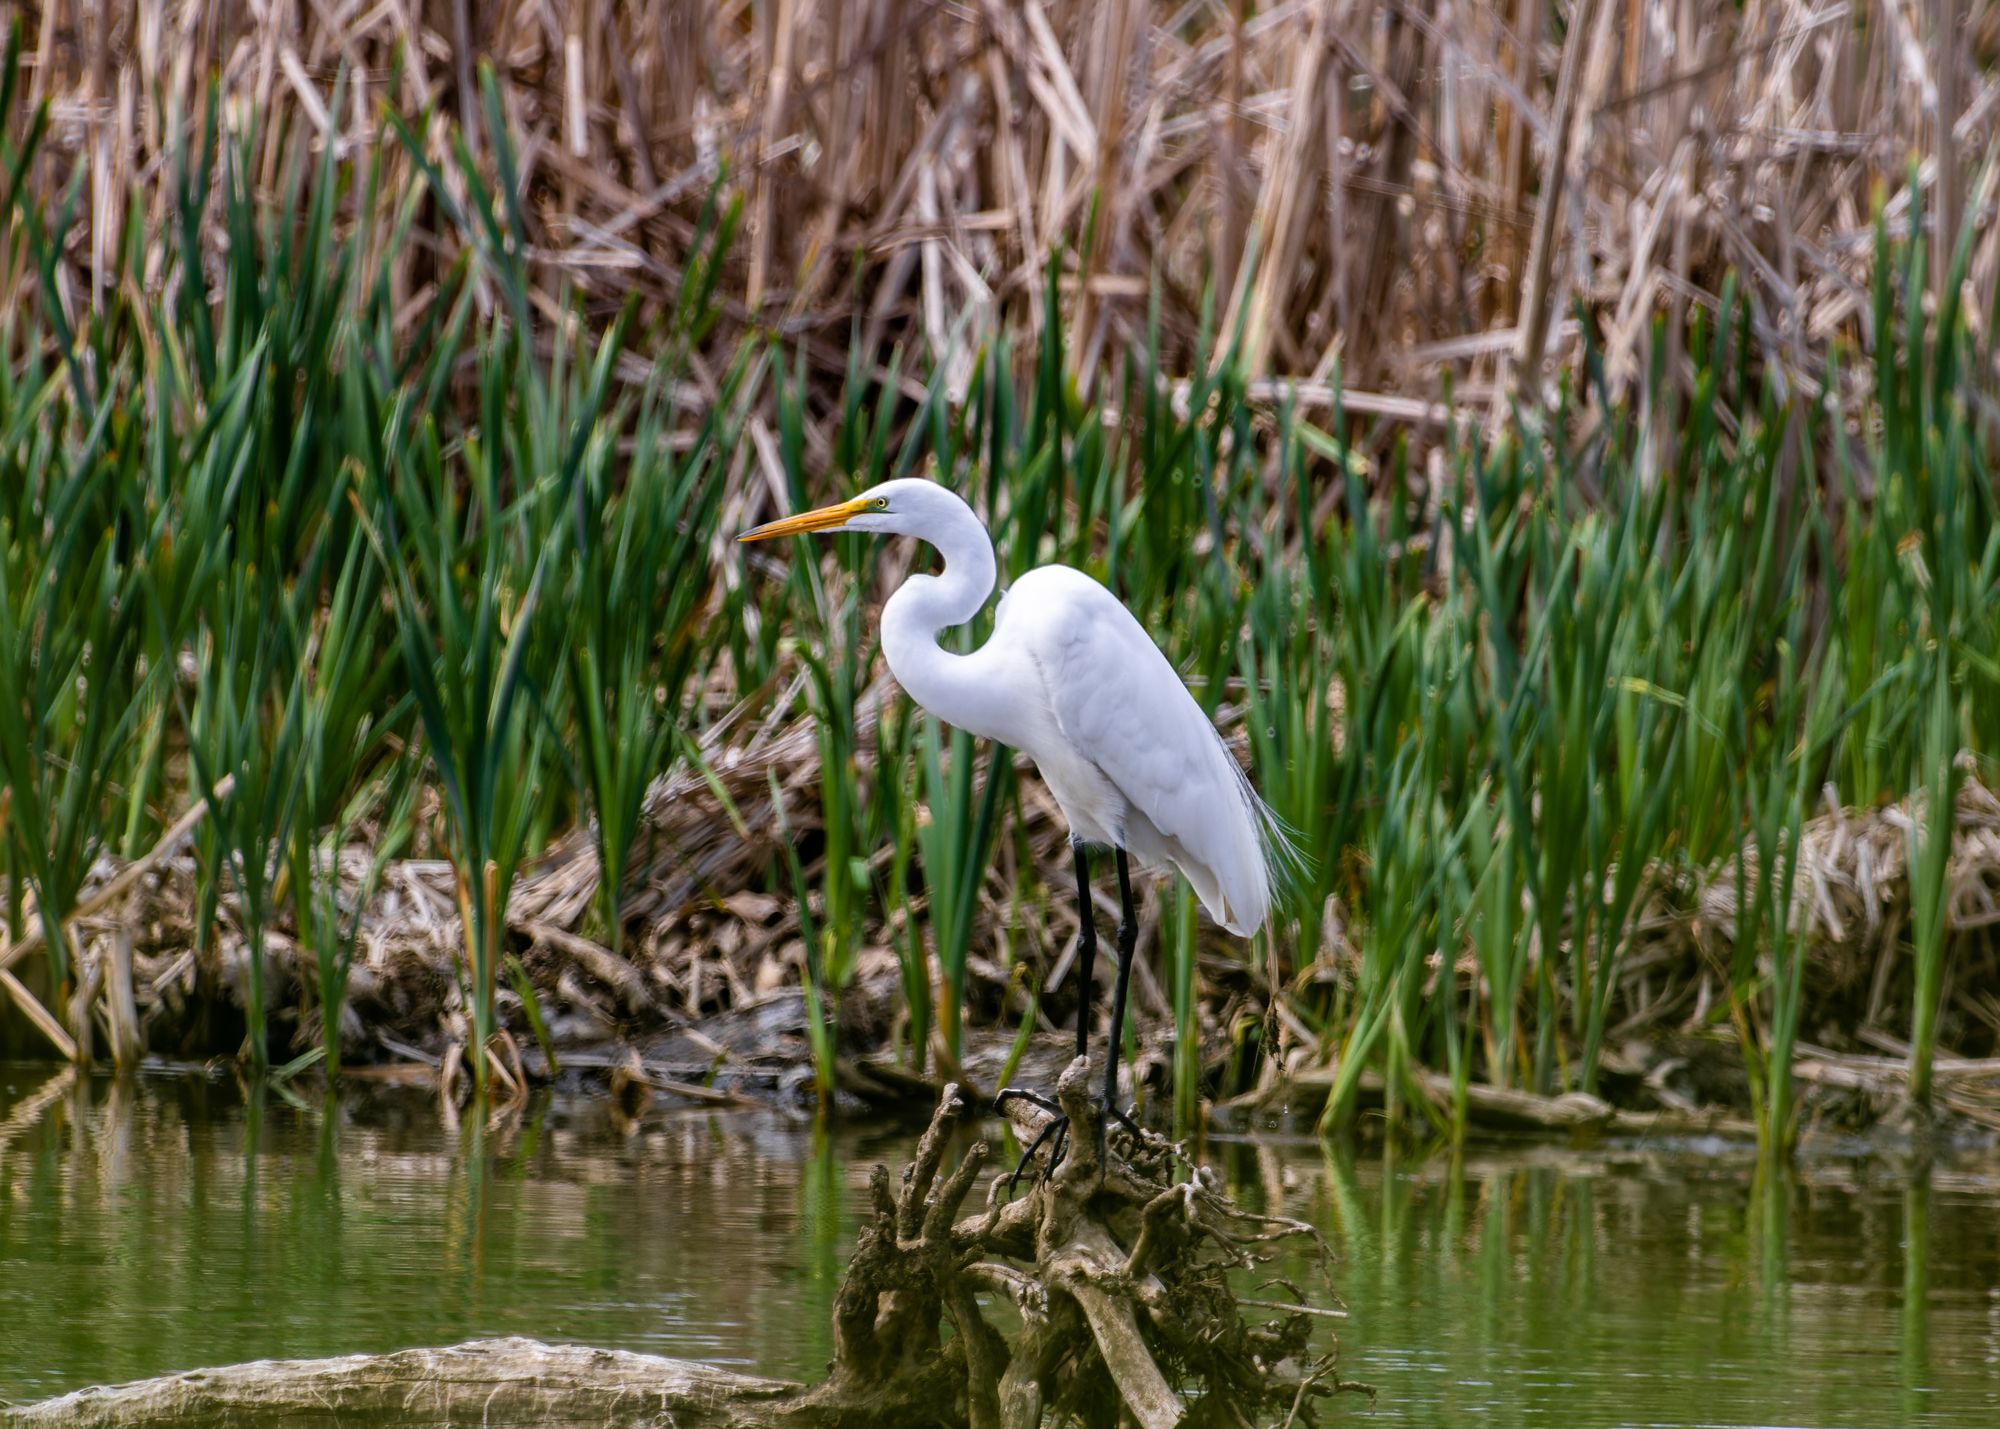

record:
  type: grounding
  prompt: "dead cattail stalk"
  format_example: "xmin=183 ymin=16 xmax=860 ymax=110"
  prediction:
xmin=1507 ymin=0 xmax=1608 ymax=410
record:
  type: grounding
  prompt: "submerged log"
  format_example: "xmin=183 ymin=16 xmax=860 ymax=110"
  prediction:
xmin=13 ymin=1065 xmax=1368 ymax=1427
xmin=9 ymin=1338 xmax=798 ymax=1428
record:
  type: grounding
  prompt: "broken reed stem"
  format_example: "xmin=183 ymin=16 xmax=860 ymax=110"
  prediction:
xmin=0 ymin=967 xmax=76 ymax=1061
xmin=104 ymin=926 xmax=142 ymax=1072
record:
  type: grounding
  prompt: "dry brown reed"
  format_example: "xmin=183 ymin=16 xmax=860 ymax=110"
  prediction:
xmin=15 ymin=0 xmax=1998 ymax=434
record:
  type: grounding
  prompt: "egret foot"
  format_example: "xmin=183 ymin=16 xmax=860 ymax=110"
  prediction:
xmin=994 ymin=1083 xmax=1141 ymax=1192
xmin=994 ymin=1087 xmax=1067 ymax=1190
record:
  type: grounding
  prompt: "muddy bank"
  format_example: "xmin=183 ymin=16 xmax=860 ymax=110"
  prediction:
xmin=6 ymin=904 xmax=1997 ymax=1148
xmin=31 ymin=968 xmax=1994 ymax=1154
xmin=6 ymin=747 xmax=2000 ymax=1143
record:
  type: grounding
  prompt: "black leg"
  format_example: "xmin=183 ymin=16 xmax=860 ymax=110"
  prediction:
xmin=993 ymin=841 xmax=1123 ymax=1193
xmin=1070 ymin=840 xmax=1096 ymax=1061
xmin=1104 ymin=848 xmax=1138 ymax=1112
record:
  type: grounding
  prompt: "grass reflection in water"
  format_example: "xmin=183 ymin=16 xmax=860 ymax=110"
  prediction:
xmin=2 ymin=1070 xmax=1997 ymax=1426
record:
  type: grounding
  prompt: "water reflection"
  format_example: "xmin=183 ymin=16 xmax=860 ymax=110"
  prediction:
xmin=3 ymin=1068 xmax=1998 ymax=1425
xmin=1904 ymin=1166 xmax=1932 ymax=1420
xmin=0 ymin=1067 xmax=893 ymax=1399
xmin=1206 ymin=1135 xmax=2000 ymax=1426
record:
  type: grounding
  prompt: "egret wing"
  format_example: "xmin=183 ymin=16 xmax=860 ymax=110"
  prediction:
xmin=1023 ymin=569 xmax=1270 ymax=933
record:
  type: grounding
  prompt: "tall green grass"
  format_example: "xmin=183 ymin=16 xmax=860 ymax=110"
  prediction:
xmin=565 ymin=194 xmax=747 ymax=960
xmin=0 ymin=50 xmax=1993 ymax=1147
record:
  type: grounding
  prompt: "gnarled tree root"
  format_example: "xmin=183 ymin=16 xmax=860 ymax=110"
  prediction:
xmin=12 ymin=1062 xmax=1370 ymax=1427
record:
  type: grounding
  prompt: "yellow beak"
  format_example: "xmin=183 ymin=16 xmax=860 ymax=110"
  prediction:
xmin=737 ymin=496 xmax=873 ymax=542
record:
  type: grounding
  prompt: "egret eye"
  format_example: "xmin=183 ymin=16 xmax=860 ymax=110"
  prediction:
xmin=874 ymin=498 xmax=889 ymax=510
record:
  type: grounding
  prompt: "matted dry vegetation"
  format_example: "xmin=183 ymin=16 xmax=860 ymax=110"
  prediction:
xmin=31 ymin=654 xmax=2000 ymax=1133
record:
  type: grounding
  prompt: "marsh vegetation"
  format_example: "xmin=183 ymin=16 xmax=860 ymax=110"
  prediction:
xmin=1 ymin=4 xmax=1998 ymax=1170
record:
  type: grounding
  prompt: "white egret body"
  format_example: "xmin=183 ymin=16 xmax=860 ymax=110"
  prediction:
xmin=740 ymin=477 xmax=1292 ymax=1112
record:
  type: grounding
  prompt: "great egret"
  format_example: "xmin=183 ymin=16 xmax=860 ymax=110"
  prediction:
xmin=739 ymin=477 xmax=1291 ymax=1128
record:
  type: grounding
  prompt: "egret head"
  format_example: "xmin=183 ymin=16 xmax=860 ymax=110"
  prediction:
xmin=736 ymin=477 xmax=973 ymax=544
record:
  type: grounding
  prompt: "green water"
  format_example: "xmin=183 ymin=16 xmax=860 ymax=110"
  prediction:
xmin=2 ymin=1068 xmax=1997 ymax=1426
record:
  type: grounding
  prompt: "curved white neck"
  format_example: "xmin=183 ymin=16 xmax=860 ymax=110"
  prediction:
xmin=879 ymin=510 xmax=1003 ymax=739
